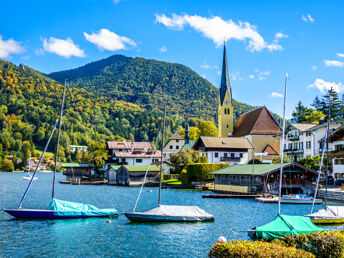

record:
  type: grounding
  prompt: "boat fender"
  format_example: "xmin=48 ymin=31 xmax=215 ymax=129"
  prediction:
xmin=106 ymin=220 xmax=112 ymax=223
xmin=217 ymin=236 xmax=227 ymax=243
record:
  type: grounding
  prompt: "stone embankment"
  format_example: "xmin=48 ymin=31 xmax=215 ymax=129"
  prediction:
xmin=317 ymin=188 xmax=344 ymax=201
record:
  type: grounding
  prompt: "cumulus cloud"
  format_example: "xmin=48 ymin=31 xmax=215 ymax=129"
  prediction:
xmin=336 ymin=53 xmax=344 ymax=58
xmin=43 ymin=37 xmax=84 ymax=58
xmin=250 ymin=69 xmax=270 ymax=80
xmin=159 ymin=46 xmax=167 ymax=52
xmin=0 ymin=36 xmax=24 ymax=58
xmin=84 ymin=28 xmax=136 ymax=51
xmin=270 ymin=92 xmax=283 ymax=98
xmin=249 ymin=74 xmax=255 ymax=79
xmin=302 ymin=14 xmax=314 ymax=23
xmin=200 ymin=62 xmax=211 ymax=69
xmin=230 ymin=72 xmax=242 ymax=81
xmin=155 ymin=14 xmax=286 ymax=52
xmin=308 ymin=78 xmax=344 ymax=93
xmin=324 ymin=60 xmax=344 ymax=68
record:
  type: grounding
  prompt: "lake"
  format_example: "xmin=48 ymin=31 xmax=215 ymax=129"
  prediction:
xmin=0 ymin=172 xmax=342 ymax=257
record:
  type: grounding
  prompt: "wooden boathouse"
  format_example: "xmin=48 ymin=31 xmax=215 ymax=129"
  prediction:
xmin=211 ymin=163 xmax=318 ymax=195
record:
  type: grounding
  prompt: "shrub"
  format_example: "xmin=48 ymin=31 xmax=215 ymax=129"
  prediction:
xmin=273 ymin=230 xmax=344 ymax=258
xmin=209 ymin=241 xmax=314 ymax=258
xmin=248 ymin=159 xmax=262 ymax=164
xmin=180 ymin=163 xmax=229 ymax=184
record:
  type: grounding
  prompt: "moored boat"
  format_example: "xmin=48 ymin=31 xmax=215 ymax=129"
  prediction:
xmin=281 ymin=194 xmax=322 ymax=204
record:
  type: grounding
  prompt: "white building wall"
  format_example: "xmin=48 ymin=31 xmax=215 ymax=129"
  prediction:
xmin=205 ymin=151 xmax=249 ymax=165
xmin=126 ymin=157 xmax=159 ymax=166
xmin=163 ymin=139 xmax=185 ymax=160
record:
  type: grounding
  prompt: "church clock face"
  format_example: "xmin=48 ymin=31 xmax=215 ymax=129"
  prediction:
xmin=224 ymin=100 xmax=230 ymax=105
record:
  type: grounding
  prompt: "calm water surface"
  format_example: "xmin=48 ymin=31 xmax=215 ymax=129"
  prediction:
xmin=0 ymin=172 xmax=342 ymax=257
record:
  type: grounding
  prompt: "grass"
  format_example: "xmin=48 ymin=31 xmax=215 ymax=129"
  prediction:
xmin=34 ymin=149 xmax=55 ymax=159
xmin=162 ymin=179 xmax=183 ymax=185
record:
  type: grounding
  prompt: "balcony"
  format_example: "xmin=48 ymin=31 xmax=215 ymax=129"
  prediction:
xmin=220 ymin=157 xmax=241 ymax=162
xmin=287 ymin=135 xmax=299 ymax=141
xmin=284 ymin=148 xmax=304 ymax=154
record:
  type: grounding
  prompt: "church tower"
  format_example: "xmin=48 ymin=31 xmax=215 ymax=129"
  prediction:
xmin=218 ymin=43 xmax=234 ymax=137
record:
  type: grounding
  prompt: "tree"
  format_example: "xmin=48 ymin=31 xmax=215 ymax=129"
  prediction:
xmin=1 ymin=158 xmax=14 ymax=172
xmin=179 ymin=126 xmax=200 ymax=140
xmin=199 ymin=121 xmax=218 ymax=137
xmin=320 ymin=88 xmax=342 ymax=121
xmin=304 ymin=109 xmax=325 ymax=124
xmin=311 ymin=96 xmax=322 ymax=111
xmin=170 ymin=149 xmax=208 ymax=173
xmin=291 ymin=101 xmax=310 ymax=123
xmin=272 ymin=155 xmax=290 ymax=164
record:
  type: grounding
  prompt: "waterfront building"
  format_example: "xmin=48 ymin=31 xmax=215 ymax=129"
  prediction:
xmin=218 ymin=44 xmax=234 ymax=137
xmin=192 ymin=136 xmax=253 ymax=164
xmin=232 ymin=106 xmax=282 ymax=163
xmin=211 ymin=163 xmax=318 ymax=195
xmin=68 ymin=145 xmax=88 ymax=153
xmin=107 ymin=165 xmax=160 ymax=186
xmin=283 ymin=121 xmax=343 ymax=162
xmin=61 ymin=163 xmax=94 ymax=181
xmin=318 ymin=125 xmax=344 ymax=179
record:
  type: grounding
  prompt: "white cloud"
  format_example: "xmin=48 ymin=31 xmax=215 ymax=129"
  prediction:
xmin=302 ymin=14 xmax=314 ymax=23
xmin=200 ymin=62 xmax=211 ymax=69
xmin=155 ymin=14 xmax=286 ymax=52
xmin=35 ymin=48 xmax=44 ymax=56
xmin=275 ymin=32 xmax=288 ymax=39
xmin=249 ymin=74 xmax=255 ymax=79
xmin=336 ymin=53 xmax=344 ymax=58
xmin=270 ymin=92 xmax=283 ymax=98
xmin=308 ymin=78 xmax=344 ymax=93
xmin=84 ymin=28 xmax=136 ymax=51
xmin=201 ymin=74 xmax=207 ymax=79
xmin=43 ymin=37 xmax=84 ymax=58
xmin=230 ymin=72 xmax=242 ymax=81
xmin=0 ymin=36 xmax=24 ymax=58
xmin=324 ymin=59 xmax=344 ymax=68
xmin=251 ymin=69 xmax=270 ymax=80
xmin=159 ymin=46 xmax=167 ymax=52
xmin=21 ymin=55 xmax=30 ymax=60
xmin=311 ymin=66 xmax=317 ymax=71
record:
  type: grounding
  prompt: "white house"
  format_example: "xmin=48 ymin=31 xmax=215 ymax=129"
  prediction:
xmin=192 ymin=136 xmax=253 ymax=165
xmin=163 ymin=132 xmax=185 ymax=160
xmin=282 ymin=122 xmax=343 ymax=162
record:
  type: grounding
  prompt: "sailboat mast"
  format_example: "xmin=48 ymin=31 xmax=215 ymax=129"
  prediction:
xmin=325 ymin=90 xmax=332 ymax=210
xmin=278 ymin=73 xmax=288 ymax=215
xmin=158 ymin=95 xmax=167 ymax=207
xmin=52 ymin=81 xmax=67 ymax=199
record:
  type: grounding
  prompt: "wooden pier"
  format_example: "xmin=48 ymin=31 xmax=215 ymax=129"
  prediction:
xmin=202 ymin=194 xmax=262 ymax=199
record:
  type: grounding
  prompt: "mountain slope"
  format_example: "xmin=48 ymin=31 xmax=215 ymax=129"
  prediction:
xmin=49 ymin=55 xmax=255 ymax=121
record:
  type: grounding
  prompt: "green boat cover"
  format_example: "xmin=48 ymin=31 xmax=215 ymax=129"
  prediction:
xmin=255 ymin=214 xmax=324 ymax=240
xmin=48 ymin=198 xmax=118 ymax=217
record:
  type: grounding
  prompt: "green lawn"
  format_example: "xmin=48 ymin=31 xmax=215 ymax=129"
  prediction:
xmin=162 ymin=179 xmax=182 ymax=185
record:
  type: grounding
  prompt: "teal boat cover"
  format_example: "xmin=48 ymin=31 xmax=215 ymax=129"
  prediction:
xmin=255 ymin=214 xmax=324 ymax=240
xmin=48 ymin=198 xmax=118 ymax=217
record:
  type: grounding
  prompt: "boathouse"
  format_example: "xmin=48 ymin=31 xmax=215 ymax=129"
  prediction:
xmin=211 ymin=163 xmax=318 ymax=195
xmin=61 ymin=163 xmax=94 ymax=181
xmin=108 ymin=165 xmax=160 ymax=186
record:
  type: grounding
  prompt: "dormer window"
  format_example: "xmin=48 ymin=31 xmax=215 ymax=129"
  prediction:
xmin=222 ymin=141 xmax=226 ymax=145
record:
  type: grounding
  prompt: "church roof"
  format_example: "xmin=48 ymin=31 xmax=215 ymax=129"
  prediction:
xmin=262 ymin=144 xmax=279 ymax=155
xmin=232 ymin=106 xmax=282 ymax=137
xmin=219 ymin=44 xmax=232 ymax=105
xmin=171 ymin=131 xmax=184 ymax=140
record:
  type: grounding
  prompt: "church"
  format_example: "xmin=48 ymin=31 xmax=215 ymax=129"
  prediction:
xmin=217 ymin=44 xmax=281 ymax=163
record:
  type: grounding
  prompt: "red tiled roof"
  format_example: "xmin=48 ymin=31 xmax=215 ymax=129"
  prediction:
xmin=232 ymin=106 xmax=282 ymax=137
xmin=107 ymin=141 xmax=153 ymax=150
xmin=171 ymin=132 xmax=184 ymax=140
xmin=262 ymin=144 xmax=279 ymax=155
xmin=114 ymin=151 xmax=161 ymax=158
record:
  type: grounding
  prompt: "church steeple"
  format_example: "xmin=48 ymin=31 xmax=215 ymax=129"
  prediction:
xmin=218 ymin=42 xmax=234 ymax=137
xmin=219 ymin=43 xmax=232 ymax=106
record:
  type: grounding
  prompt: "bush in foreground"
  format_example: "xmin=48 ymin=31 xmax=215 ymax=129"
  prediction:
xmin=274 ymin=230 xmax=344 ymax=257
xmin=209 ymin=241 xmax=314 ymax=258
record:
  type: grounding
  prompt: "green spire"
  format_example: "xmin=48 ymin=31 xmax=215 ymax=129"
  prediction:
xmin=220 ymin=43 xmax=232 ymax=105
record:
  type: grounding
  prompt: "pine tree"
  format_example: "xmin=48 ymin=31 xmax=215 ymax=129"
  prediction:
xmin=311 ymin=96 xmax=322 ymax=111
xmin=321 ymin=88 xmax=342 ymax=121
xmin=291 ymin=101 xmax=310 ymax=123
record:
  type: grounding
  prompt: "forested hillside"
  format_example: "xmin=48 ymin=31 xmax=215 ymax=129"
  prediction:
xmin=49 ymin=55 xmax=255 ymax=121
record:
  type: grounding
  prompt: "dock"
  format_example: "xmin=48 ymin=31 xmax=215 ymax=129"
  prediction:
xmin=202 ymin=194 xmax=262 ymax=199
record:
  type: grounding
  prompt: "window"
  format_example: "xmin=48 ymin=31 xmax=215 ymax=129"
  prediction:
xmin=335 ymin=159 xmax=344 ymax=165
xmin=169 ymin=145 xmax=173 ymax=149
xmin=306 ymin=141 xmax=311 ymax=149
xmin=239 ymin=153 xmax=243 ymax=158
xmin=284 ymin=144 xmax=286 ymax=150
xmin=215 ymin=152 xmax=219 ymax=158
xmin=231 ymin=153 xmax=235 ymax=158
xmin=306 ymin=132 xmax=311 ymax=137
xmin=176 ymin=145 xmax=179 ymax=149
xmin=227 ymin=125 xmax=229 ymax=128
xmin=136 ymin=159 xmax=142 ymax=163
xmin=288 ymin=143 xmax=292 ymax=149
xmin=293 ymin=143 xmax=298 ymax=150
xmin=299 ymin=142 xmax=303 ymax=150
xmin=335 ymin=145 xmax=344 ymax=151
xmin=176 ymin=140 xmax=179 ymax=143
xmin=224 ymin=153 xmax=228 ymax=158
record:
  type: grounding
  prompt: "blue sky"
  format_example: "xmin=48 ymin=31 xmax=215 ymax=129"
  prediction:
xmin=1 ymin=0 xmax=344 ymax=118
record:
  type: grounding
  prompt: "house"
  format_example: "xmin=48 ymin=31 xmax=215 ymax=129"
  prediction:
xmin=106 ymin=141 xmax=159 ymax=168
xmin=61 ymin=163 xmax=94 ymax=181
xmin=283 ymin=121 xmax=343 ymax=162
xmin=211 ymin=163 xmax=318 ymax=195
xmin=108 ymin=165 xmax=160 ymax=186
xmin=192 ymin=136 xmax=253 ymax=164
xmin=68 ymin=145 xmax=88 ymax=153
xmin=232 ymin=106 xmax=282 ymax=163
xmin=163 ymin=127 xmax=196 ymax=160
xmin=318 ymin=125 xmax=344 ymax=179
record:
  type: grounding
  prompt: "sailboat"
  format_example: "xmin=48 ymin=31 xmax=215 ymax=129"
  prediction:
xmin=4 ymin=82 xmax=118 ymax=219
xmin=23 ymin=152 xmax=38 ymax=181
xmin=247 ymin=73 xmax=324 ymax=240
xmin=124 ymin=96 xmax=214 ymax=222
xmin=305 ymin=91 xmax=344 ymax=224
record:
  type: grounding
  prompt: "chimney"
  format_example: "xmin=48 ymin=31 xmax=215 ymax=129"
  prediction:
xmin=131 ymin=142 xmax=134 ymax=152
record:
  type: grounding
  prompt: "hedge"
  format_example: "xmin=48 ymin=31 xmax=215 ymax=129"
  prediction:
xmin=209 ymin=241 xmax=314 ymax=258
xmin=180 ymin=163 xmax=229 ymax=185
xmin=273 ymin=230 xmax=344 ymax=258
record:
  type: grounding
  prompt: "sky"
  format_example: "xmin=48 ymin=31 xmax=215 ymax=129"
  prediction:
xmin=1 ymin=0 xmax=344 ymax=118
